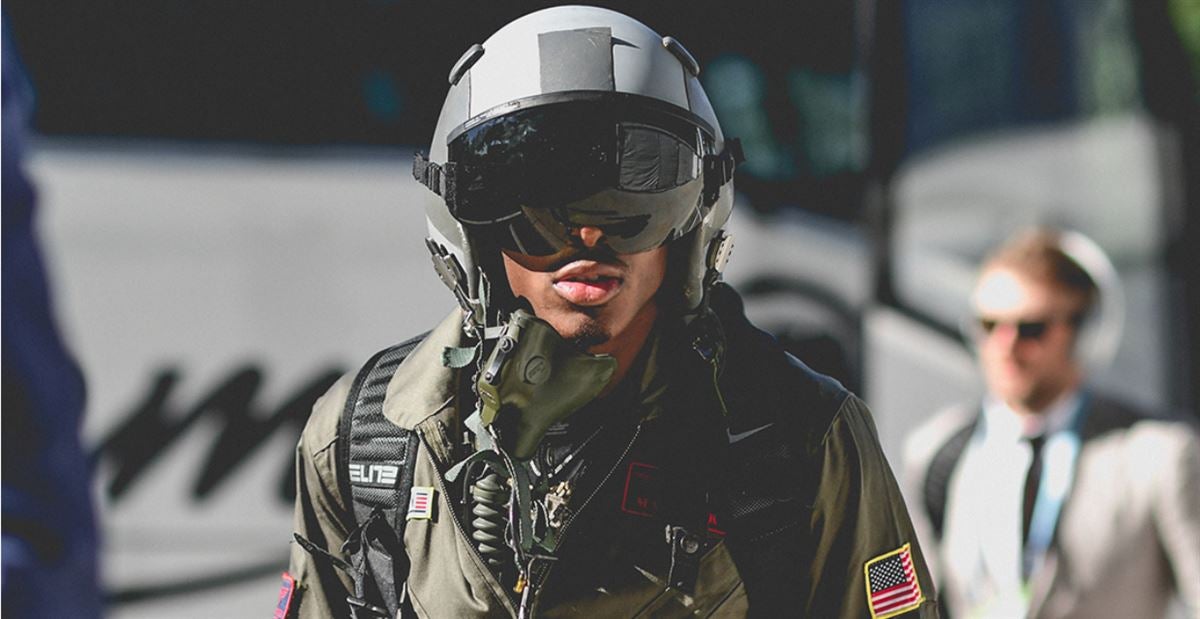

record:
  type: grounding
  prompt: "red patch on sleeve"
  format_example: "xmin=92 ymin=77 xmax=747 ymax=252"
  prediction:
xmin=274 ymin=572 xmax=297 ymax=619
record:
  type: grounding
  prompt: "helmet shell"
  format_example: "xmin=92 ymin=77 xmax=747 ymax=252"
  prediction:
xmin=422 ymin=6 xmax=734 ymax=323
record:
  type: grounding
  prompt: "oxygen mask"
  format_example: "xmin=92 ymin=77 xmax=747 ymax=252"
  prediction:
xmin=476 ymin=308 xmax=616 ymax=459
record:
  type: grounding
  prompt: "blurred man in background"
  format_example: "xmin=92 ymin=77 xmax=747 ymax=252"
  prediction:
xmin=903 ymin=228 xmax=1200 ymax=618
xmin=2 ymin=16 xmax=103 ymax=619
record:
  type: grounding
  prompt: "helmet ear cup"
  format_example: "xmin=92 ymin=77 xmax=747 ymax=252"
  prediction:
xmin=1056 ymin=230 xmax=1124 ymax=372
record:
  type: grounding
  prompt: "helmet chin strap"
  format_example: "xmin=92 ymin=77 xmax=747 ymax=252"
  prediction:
xmin=700 ymin=230 xmax=734 ymax=303
xmin=425 ymin=237 xmax=492 ymax=334
xmin=669 ymin=229 xmax=734 ymax=418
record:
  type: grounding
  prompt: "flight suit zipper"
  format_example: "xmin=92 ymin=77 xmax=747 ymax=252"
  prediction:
xmin=525 ymin=422 xmax=645 ymax=616
xmin=418 ymin=427 xmax=519 ymax=617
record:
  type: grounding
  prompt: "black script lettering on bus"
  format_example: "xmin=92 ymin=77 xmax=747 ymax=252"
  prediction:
xmin=96 ymin=365 xmax=342 ymax=503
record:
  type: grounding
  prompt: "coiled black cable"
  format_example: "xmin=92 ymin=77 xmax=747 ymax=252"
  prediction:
xmin=469 ymin=469 xmax=513 ymax=581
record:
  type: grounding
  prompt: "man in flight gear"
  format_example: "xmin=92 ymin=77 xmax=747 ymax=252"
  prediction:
xmin=284 ymin=7 xmax=936 ymax=618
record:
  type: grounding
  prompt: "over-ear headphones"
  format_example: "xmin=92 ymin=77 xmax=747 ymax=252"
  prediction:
xmin=1056 ymin=230 xmax=1125 ymax=372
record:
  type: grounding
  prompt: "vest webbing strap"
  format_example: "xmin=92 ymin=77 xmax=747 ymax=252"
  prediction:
xmin=334 ymin=333 xmax=429 ymax=618
xmin=922 ymin=416 xmax=978 ymax=541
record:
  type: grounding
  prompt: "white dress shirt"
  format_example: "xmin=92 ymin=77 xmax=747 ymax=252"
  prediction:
xmin=941 ymin=391 xmax=1082 ymax=617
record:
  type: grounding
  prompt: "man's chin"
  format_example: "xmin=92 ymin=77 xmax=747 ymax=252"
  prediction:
xmin=996 ymin=385 xmax=1054 ymax=413
xmin=567 ymin=320 xmax=610 ymax=351
xmin=990 ymin=379 xmax=1035 ymax=408
xmin=531 ymin=306 xmax=612 ymax=351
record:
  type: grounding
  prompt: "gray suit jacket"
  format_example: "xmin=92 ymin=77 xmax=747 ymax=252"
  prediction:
xmin=903 ymin=395 xmax=1200 ymax=619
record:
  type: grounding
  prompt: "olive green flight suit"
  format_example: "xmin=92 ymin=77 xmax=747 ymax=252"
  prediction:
xmin=288 ymin=285 xmax=938 ymax=618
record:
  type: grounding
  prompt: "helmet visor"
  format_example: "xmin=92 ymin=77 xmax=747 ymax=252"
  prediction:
xmin=444 ymin=100 xmax=709 ymax=256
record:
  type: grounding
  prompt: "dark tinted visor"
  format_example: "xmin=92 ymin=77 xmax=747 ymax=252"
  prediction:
xmin=444 ymin=100 xmax=709 ymax=255
xmin=484 ymin=184 xmax=705 ymax=257
xmin=447 ymin=100 xmax=705 ymax=224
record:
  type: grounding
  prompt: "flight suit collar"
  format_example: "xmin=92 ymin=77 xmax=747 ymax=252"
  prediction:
xmin=382 ymin=309 xmax=670 ymax=467
xmin=383 ymin=309 xmax=466 ymax=432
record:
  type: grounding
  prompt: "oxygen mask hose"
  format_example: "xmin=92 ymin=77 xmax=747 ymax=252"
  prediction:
xmin=469 ymin=468 xmax=513 ymax=582
xmin=449 ymin=308 xmax=616 ymax=598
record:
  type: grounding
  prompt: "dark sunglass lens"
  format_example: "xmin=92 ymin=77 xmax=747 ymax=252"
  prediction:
xmin=1016 ymin=321 xmax=1049 ymax=340
xmin=477 ymin=219 xmax=563 ymax=257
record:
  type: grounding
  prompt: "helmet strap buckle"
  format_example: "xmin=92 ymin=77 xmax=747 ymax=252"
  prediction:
xmin=413 ymin=152 xmax=460 ymax=212
xmin=425 ymin=238 xmax=489 ymax=330
xmin=701 ymin=138 xmax=744 ymax=206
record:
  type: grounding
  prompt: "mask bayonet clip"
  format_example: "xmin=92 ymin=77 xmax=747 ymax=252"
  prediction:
xmin=664 ymin=525 xmax=703 ymax=598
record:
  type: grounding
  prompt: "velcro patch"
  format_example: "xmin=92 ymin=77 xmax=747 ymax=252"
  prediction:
xmin=621 ymin=461 xmax=661 ymax=517
xmin=274 ymin=572 xmax=297 ymax=619
xmin=349 ymin=460 xmax=404 ymax=489
xmin=407 ymin=486 xmax=435 ymax=520
xmin=864 ymin=543 xmax=924 ymax=619
xmin=706 ymin=512 xmax=726 ymax=537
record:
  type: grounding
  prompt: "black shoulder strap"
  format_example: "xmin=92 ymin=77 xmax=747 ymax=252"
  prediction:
xmin=922 ymin=415 xmax=978 ymax=542
xmin=334 ymin=332 xmax=429 ymax=618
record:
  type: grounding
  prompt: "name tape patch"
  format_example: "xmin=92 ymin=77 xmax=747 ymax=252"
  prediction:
xmin=349 ymin=461 xmax=403 ymax=488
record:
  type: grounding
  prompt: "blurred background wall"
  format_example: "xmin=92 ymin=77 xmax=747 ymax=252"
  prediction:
xmin=4 ymin=1 xmax=1197 ymax=616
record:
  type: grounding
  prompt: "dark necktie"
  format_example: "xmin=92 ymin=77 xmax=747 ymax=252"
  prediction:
xmin=1021 ymin=435 xmax=1046 ymax=550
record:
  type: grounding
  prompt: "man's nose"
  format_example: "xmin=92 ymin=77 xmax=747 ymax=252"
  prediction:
xmin=574 ymin=225 xmax=606 ymax=249
xmin=989 ymin=322 xmax=1021 ymax=350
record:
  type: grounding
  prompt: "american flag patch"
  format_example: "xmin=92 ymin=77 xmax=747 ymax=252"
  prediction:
xmin=407 ymin=486 xmax=435 ymax=520
xmin=274 ymin=572 xmax=296 ymax=619
xmin=864 ymin=543 xmax=924 ymax=619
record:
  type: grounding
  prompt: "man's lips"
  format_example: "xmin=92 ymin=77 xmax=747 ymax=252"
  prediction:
xmin=552 ymin=261 xmax=623 ymax=306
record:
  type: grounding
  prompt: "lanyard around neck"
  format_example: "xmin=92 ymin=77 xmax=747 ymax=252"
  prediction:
xmin=1020 ymin=393 xmax=1089 ymax=581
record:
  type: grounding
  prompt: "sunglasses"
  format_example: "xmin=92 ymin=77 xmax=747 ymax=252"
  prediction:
xmin=973 ymin=314 xmax=1083 ymax=341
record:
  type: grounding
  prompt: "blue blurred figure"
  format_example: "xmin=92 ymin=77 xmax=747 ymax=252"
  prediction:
xmin=2 ymin=17 xmax=102 ymax=618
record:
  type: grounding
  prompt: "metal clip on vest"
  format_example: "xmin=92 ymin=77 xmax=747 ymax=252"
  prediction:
xmin=665 ymin=525 xmax=704 ymax=597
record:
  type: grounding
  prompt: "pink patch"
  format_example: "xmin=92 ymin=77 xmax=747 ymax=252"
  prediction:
xmin=274 ymin=572 xmax=296 ymax=619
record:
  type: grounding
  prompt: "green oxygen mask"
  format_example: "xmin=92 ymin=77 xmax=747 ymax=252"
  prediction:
xmin=476 ymin=308 xmax=617 ymax=460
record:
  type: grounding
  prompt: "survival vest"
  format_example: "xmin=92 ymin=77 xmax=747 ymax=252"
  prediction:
xmin=302 ymin=291 xmax=852 ymax=617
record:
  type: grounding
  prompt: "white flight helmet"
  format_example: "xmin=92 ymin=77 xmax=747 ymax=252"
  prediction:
xmin=414 ymin=5 xmax=741 ymax=332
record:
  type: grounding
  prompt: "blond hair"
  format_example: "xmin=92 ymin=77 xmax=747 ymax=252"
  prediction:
xmin=983 ymin=228 xmax=1099 ymax=317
